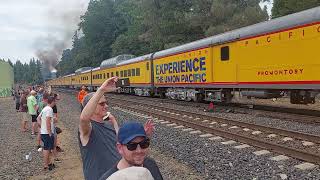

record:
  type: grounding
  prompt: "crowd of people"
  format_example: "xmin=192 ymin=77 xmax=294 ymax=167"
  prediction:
xmin=13 ymin=77 xmax=163 ymax=179
xmin=14 ymin=86 xmax=62 ymax=171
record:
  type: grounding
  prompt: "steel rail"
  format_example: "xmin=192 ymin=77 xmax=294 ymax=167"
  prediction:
xmin=113 ymin=102 xmax=320 ymax=165
xmin=109 ymin=97 xmax=320 ymax=144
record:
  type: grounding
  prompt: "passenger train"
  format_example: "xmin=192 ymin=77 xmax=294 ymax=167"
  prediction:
xmin=47 ymin=7 xmax=320 ymax=104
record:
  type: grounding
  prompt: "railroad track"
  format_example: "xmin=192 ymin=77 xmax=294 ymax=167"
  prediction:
xmin=109 ymin=93 xmax=320 ymax=125
xmin=55 ymin=88 xmax=320 ymax=124
xmin=109 ymin=96 xmax=320 ymax=165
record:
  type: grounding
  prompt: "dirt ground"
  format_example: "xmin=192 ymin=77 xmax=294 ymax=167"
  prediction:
xmin=0 ymin=92 xmax=203 ymax=180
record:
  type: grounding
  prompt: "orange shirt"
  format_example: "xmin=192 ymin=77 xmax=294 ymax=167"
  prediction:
xmin=78 ymin=90 xmax=88 ymax=103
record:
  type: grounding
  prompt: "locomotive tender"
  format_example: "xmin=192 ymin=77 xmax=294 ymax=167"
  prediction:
xmin=47 ymin=7 xmax=320 ymax=104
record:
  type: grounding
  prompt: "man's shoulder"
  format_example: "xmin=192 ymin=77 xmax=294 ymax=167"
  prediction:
xmin=144 ymin=157 xmax=157 ymax=164
xmin=98 ymin=164 xmax=118 ymax=180
xmin=43 ymin=106 xmax=53 ymax=112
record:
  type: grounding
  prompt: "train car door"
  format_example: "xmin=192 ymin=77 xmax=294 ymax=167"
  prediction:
xmin=212 ymin=44 xmax=237 ymax=85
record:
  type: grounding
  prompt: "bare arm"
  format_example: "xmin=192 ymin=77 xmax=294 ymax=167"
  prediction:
xmin=109 ymin=114 xmax=119 ymax=134
xmin=46 ymin=117 xmax=52 ymax=136
xmin=79 ymin=77 xmax=119 ymax=146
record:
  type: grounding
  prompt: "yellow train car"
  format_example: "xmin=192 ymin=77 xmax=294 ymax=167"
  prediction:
xmin=48 ymin=7 xmax=320 ymax=104
xmin=152 ymin=7 xmax=320 ymax=103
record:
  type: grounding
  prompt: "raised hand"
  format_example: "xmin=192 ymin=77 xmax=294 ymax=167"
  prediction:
xmin=100 ymin=77 xmax=119 ymax=93
xmin=144 ymin=120 xmax=155 ymax=137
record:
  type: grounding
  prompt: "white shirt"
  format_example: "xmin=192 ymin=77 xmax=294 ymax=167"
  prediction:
xmin=40 ymin=106 xmax=54 ymax=134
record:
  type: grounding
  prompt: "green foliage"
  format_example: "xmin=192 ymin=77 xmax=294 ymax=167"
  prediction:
xmin=12 ymin=58 xmax=43 ymax=84
xmin=57 ymin=0 xmax=269 ymax=75
xmin=272 ymin=0 xmax=320 ymax=18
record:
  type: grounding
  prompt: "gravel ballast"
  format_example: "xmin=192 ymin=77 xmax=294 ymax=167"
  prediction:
xmin=1 ymin=91 xmax=319 ymax=179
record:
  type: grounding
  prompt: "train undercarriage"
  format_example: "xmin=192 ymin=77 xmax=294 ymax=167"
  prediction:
xmin=128 ymin=87 xmax=319 ymax=105
xmin=58 ymin=85 xmax=318 ymax=105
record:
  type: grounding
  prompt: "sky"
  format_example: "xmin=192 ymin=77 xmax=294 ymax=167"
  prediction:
xmin=0 ymin=0 xmax=273 ymax=64
xmin=0 ymin=0 xmax=90 ymax=64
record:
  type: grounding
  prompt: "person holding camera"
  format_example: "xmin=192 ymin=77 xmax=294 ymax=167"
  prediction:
xmin=78 ymin=77 xmax=154 ymax=180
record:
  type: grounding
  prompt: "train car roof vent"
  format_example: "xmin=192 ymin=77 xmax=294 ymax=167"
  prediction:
xmin=100 ymin=54 xmax=135 ymax=69
xmin=75 ymin=67 xmax=93 ymax=75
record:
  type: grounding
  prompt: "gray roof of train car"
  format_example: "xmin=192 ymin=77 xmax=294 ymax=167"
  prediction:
xmin=117 ymin=54 xmax=153 ymax=66
xmin=100 ymin=54 xmax=135 ymax=69
xmin=153 ymin=6 xmax=320 ymax=59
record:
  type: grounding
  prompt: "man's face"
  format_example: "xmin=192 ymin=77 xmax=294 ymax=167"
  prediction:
xmin=118 ymin=136 xmax=149 ymax=166
xmin=42 ymin=98 xmax=48 ymax=106
xmin=94 ymin=96 xmax=109 ymax=117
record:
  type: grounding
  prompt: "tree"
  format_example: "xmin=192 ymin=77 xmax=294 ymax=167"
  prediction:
xmin=80 ymin=0 xmax=119 ymax=66
xmin=272 ymin=0 xmax=320 ymax=18
xmin=57 ymin=0 xmax=270 ymax=75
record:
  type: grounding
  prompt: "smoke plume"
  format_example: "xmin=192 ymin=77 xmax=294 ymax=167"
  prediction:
xmin=34 ymin=1 xmax=88 ymax=71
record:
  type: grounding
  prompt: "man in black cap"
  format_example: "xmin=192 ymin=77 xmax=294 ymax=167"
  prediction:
xmin=99 ymin=122 xmax=163 ymax=180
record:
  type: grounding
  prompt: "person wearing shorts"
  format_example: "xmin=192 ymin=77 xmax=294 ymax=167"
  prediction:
xmin=20 ymin=90 xmax=29 ymax=132
xmin=27 ymin=90 xmax=38 ymax=135
xmin=39 ymin=96 xmax=56 ymax=171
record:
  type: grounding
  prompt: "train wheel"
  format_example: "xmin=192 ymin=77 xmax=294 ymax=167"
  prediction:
xmin=194 ymin=93 xmax=203 ymax=103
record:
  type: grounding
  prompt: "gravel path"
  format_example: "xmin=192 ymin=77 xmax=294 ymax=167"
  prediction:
xmin=0 ymin=97 xmax=43 ymax=179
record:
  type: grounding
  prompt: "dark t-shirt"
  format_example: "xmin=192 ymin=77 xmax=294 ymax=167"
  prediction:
xmin=52 ymin=105 xmax=57 ymax=113
xmin=99 ymin=157 xmax=163 ymax=180
xmin=78 ymin=120 xmax=121 ymax=180
xmin=19 ymin=95 xmax=28 ymax=112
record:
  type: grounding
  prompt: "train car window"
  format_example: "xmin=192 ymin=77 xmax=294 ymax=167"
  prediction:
xmin=120 ymin=71 xmax=123 ymax=77
xmin=136 ymin=68 xmax=140 ymax=76
xmin=107 ymin=73 xmax=110 ymax=78
xmin=132 ymin=69 xmax=136 ymax=76
xmin=146 ymin=62 xmax=149 ymax=70
xmin=128 ymin=69 xmax=131 ymax=77
xmin=221 ymin=46 xmax=229 ymax=61
xmin=116 ymin=71 xmax=119 ymax=77
xmin=103 ymin=73 xmax=106 ymax=79
xmin=124 ymin=70 xmax=128 ymax=77
xmin=111 ymin=72 xmax=114 ymax=77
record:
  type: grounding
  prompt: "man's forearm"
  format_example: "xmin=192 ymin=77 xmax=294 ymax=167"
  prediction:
xmin=80 ymin=88 xmax=104 ymax=122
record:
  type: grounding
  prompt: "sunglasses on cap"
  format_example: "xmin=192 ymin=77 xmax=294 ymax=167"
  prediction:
xmin=125 ymin=138 xmax=150 ymax=151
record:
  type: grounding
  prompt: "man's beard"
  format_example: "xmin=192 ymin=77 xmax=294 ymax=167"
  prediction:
xmin=124 ymin=156 xmax=144 ymax=167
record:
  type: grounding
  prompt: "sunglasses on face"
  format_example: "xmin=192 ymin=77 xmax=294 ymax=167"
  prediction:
xmin=125 ymin=138 xmax=150 ymax=151
xmin=98 ymin=101 xmax=108 ymax=106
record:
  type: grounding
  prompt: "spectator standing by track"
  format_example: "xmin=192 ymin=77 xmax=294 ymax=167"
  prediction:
xmin=20 ymin=90 xmax=29 ymax=132
xmin=14 ymin=90 xmax=21 ymax=112
xmin=27 ymin=90 xmax=38 ymax=135
xmin=78 ymin=78 xmax=120 ymax=180
xmin=78 ymin=86 xmax=88 ymax=112
xmin=78 ymin=77 xmax=155 ymax=180
xmin=39 ymin=96 xmax=56 ymax=171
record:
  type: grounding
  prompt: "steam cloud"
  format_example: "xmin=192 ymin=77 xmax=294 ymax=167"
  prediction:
xmin=34 ymin=1 xmax=88 ymax=71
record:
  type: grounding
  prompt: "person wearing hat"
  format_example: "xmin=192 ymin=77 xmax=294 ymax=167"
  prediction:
xmin=99 ymin=122 xmax=163 ymax=180
xmin=27 ymin=90 xmax=38 ymax=135
xmin=79 ymin=77 xmax=155 ymax=180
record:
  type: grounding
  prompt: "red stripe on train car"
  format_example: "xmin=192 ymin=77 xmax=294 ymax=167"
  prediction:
xmin=154 ymin=81 xmax=320 ymax=85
